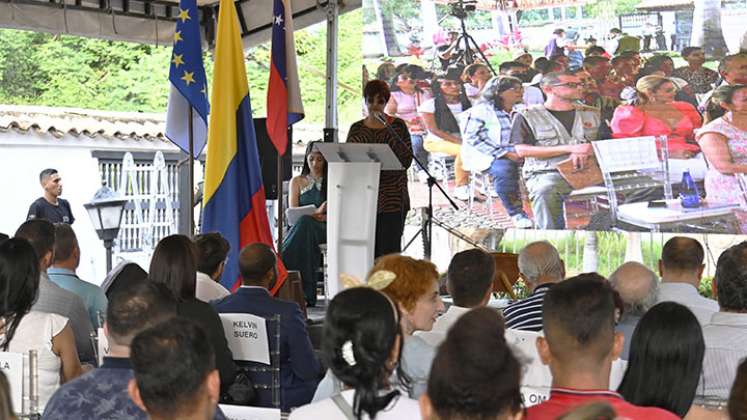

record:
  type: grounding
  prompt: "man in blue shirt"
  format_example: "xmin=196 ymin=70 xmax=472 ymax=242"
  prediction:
xmin=47 ymin=223 xmax=107 ymax=329
xmin=213 ymin=243 xmax=321 ymax=411
xmin=42 ymin=282 xmax=227 ymax=420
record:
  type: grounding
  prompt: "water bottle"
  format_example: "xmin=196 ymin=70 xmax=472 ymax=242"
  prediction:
xmin=679 ymin=169 xmax=701 ymax=208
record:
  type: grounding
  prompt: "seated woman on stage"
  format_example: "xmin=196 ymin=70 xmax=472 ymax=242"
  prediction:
xmin=611 ymin=75 xmax=706 ymax=183
xmin=418 ymin=66 xmax=473 ymax=201
xmin=281 ymin=141 xmax=327 ymax=307
xmin=696 ymin=84 xmax=747 ymax=205
xmin=289 ymin=287 xmax=419 ymax=419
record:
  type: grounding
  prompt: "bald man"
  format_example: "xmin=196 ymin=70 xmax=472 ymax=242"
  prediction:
xmin=609 ymin=262 xmax=659 ymax=360
xmin=657 ymin=236 xmax=718 ymax=325
xmin=503 ymin=241 xmax=565 ymax=331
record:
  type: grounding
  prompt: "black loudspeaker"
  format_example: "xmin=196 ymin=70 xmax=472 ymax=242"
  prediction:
xmin=254 ymin=118 xmax=292 ymax=200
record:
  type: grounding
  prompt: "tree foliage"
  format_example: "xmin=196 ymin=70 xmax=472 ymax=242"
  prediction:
xmin=0 ymin=9 xmax=363 ymax=124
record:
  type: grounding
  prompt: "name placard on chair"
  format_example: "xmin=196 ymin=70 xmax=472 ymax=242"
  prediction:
xmin=219 ymin=313 xmax=270 ymax=365
xmin=218 ymin=404 xmax=281 ymax=420
xmin=0 ymin=352 xmax=23 ymax=411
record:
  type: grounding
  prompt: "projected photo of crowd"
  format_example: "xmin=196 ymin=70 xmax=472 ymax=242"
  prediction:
xmin=360 ymin=0 xmax=747 ymax=235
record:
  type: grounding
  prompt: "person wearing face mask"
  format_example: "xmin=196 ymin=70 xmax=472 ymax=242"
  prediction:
xmin=611 ymin=75 xmax=706 ymax=184
xmin=213 ymin=243 xmax=321 ymax=411
xmin=697 ymin=84 xmax=747 ymax=206
xmin=418 ymin=66 xmax=473 ymax=201
xmin=281 ymin=141 xmax=328 ymax=307
xmin=347 ymin=80 xmax=413 ymax=258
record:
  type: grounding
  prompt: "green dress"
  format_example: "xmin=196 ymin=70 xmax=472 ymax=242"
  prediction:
xmin=281 ymin=176 xmax=326 ymax=307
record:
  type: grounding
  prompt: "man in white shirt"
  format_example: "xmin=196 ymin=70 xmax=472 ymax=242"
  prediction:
xmin=416 ymin=249 xmax=495 ymax=346
xmin=699 ymin=241 xmax=747 ymax=400
xmin=193 ymin=233 xmax=231 ymax=302
xmin=657 ymin=237 xmax=717 ymax=326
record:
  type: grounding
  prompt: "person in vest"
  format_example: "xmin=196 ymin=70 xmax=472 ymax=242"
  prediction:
xmin=510 ymin=71 xmax=601 ymax=229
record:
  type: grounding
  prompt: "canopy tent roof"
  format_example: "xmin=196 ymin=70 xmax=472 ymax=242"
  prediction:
xmin=635 ymin=0 xmax=691 ymax=10
xmin=0 ymin=0 xmax=361 ymax=48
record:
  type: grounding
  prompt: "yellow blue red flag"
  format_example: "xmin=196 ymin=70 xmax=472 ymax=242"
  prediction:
xmin=202 ymin=0 xmax=287 ymax=292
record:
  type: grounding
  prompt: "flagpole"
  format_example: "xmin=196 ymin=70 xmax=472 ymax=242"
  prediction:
xmin=276 ymin=150 xmax=284 ymax=252
xmin=188 ymin=107 xmax=195 ymax=236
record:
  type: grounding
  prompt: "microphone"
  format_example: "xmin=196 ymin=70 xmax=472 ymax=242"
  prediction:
xmin=372 ymin=112 xmax=388 ymax=126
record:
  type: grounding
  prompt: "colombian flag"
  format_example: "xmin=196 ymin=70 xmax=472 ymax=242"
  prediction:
xmin=202 ymin=0 xmax=286 ymax=293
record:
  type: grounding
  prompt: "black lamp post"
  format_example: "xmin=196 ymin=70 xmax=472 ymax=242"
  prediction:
xmin=84 ymin=183 xmax=128 ymax=273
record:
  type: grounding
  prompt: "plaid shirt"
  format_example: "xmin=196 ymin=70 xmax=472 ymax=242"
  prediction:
xmin=461 ymin=102 xmax=514 ymax=159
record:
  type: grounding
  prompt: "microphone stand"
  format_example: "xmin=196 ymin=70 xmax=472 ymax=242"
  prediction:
xmin=374 ymin=113 xmax=460 ymax=260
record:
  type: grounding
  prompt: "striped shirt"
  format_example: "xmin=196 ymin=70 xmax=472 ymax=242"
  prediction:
xmin=699 ymin=312 xmax=747 ymax=400
xmin=346 ymin=118 xmax=413 ymax=214
xmin=503 ymin=283 xmax=553 ymax=332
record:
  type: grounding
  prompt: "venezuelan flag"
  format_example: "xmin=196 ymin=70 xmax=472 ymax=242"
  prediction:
xmin=202 ymin=0 xmax=286 ymax=292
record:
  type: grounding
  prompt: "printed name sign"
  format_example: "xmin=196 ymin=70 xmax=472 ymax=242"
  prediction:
xmin=218 ymin=404 xmax=281 ymax=420
xmin=219 ymin=313 xmax=270 ymax=365
xmin=0 ymin=352 xmax=23 ymax=412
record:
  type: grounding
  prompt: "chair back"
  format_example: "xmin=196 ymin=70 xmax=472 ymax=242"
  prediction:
xmin=90 ymin=328 xmax=110 ymax=367
xmin=592 ymin=136 xmax=673 ymax=222
xmin=0 ymin=350 xmax=40 ymax=418
xmin=218 ymin=404 xmax=281 ymax=420
xmin=219 ymin=313 xmax=282 ymax=408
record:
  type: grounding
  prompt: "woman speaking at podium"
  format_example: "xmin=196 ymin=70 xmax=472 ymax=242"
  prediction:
xmin=347 ymin=80 xmax=413 ymax=258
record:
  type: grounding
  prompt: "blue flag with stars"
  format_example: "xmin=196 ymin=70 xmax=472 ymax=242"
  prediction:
xmin=165 ymin=0 xmax=209 ymax=156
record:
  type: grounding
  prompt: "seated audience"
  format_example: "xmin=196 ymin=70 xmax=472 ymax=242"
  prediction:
xmin=418 ymin=66 xmax=473 ymax=201
xmin=48 ymin=223 xmax=107 ymax=328
xmin=617 ymin=302 xmax=718 ymax=420
xmin=101 ymin=260 xmax=148 ymax=299
xmin=510 ymin=71 xmax=601 ymax=230
xmin=526 ymin=273 xmax=678 ymax=419
xmin=281 ymin=141 xmax=327 ymax=307
xmin=289 ymin=288 xmax=419 ymax=419
xmin=0 ymin=238 xmax=82 ymax=410
xmin=498 ymin=61 xmax=544 ymax=105
xmin=148 ymin=235 xmax=236 ymax=394
xmin=314 ymin=255 xmax=444 ymax=401
xmin=194 ymin=233 xmax=231 ymax=303
xmin=700 ymin=241 xmax=747 ymax=400
xmin=612 ymin=75 xmax=703 ymax=158
xmin=573 ymin=68 xmax=619 ymax=138
xmin=697 ymin=84 xmax=747 ymax=206
xmin=416 ymin=248 xmax=495 ymax=346
xmin=657 ymin=236 xmax=717 ymax=325
xmin=460 ymin=76 xmax=533 ymax=228
xmin=462 ymin=62 xmax=492 ymax=104
xmin=213 ymin=243 xmax=320 ymax=410
xmin=43 ymin=282 xmax=179 ymax=419
xmin=701 ymin=53 xmax=747 ymax=120
xmin=504 ymin=241 xmax=565 ymax=331
xmin=673 ymin=47 xmax=719 ymax=95
xmin=729 ymin=359 xmax=747 ymax=420
xmin=385 ymin=65 xmax=433 ymax=178
xmin=608 ymin=262 xmax=659 ymax=360
xmin=15 ymin=220 xmax=95 ymax=365
xmin=420 ymin=307 xmax=522 ymax=420
xmin=128 ymin=318 xmax=221 ymax=420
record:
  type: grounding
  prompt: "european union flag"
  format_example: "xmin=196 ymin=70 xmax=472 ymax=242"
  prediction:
xmin=165 ymin=0 xmax=209 ymax=156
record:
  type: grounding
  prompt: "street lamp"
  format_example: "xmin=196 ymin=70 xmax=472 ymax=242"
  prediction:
xmin=84 ymin=183 xmax=128 ymax=273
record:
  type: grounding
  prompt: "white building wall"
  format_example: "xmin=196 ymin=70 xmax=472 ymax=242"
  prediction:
xmin=0 ymin=131 xmax=178 ymax=286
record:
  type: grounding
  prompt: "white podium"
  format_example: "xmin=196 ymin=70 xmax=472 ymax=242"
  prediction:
xmin=315 ymin=143 xmax=404 ymax=298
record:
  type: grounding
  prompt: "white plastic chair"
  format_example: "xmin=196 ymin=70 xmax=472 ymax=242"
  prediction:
xmin=218 ymin=404 xmax=281 ymax=420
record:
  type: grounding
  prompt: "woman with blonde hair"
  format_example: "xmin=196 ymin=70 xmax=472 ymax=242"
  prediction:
xmin=611 ymin=74 xmax=706 ymax=183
